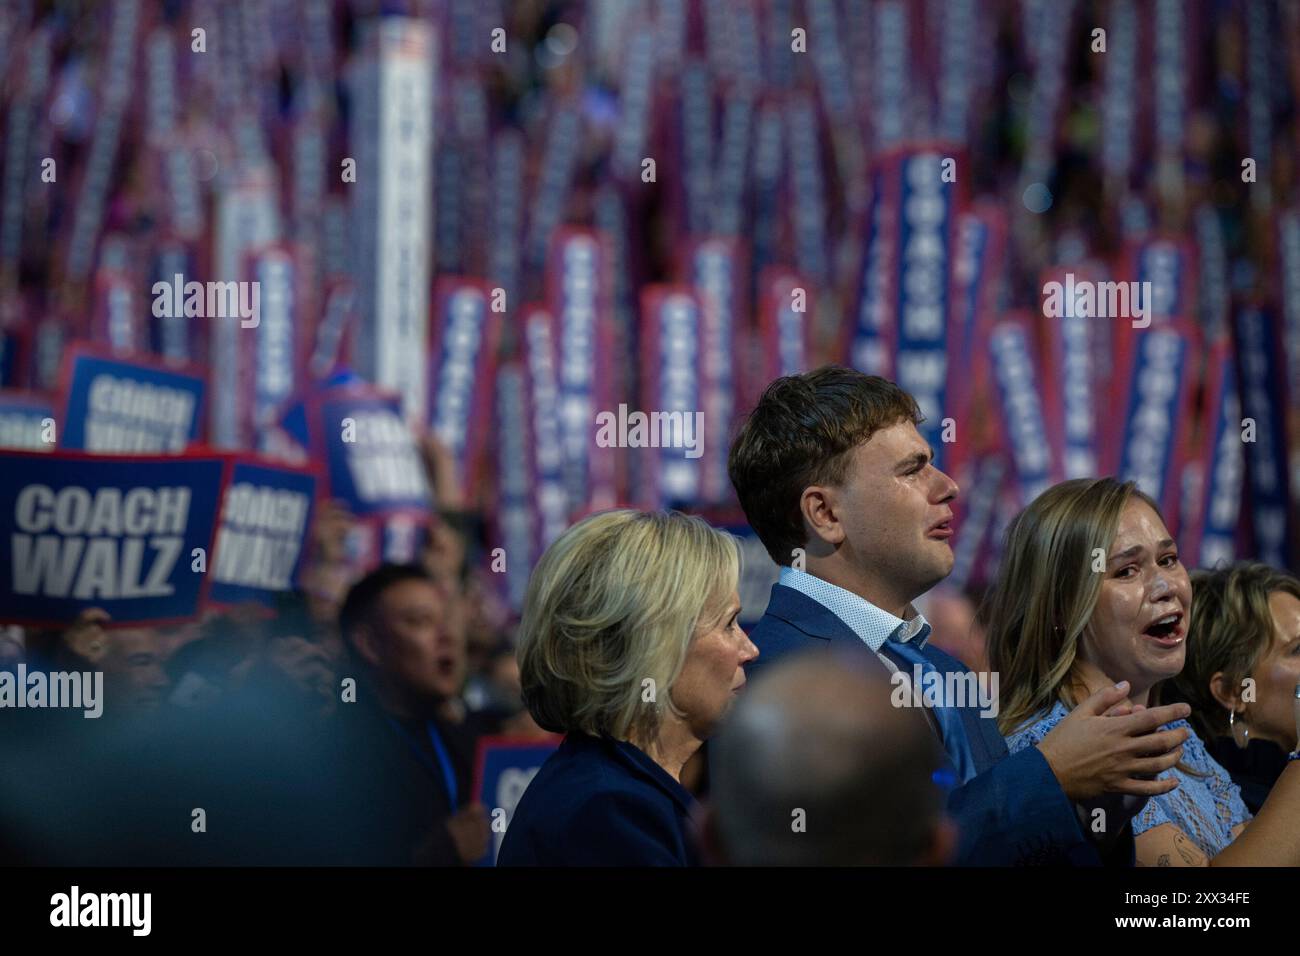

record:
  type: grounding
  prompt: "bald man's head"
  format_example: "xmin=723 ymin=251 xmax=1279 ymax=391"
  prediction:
xmin=708 ymin=650 xmax=953 ymax=866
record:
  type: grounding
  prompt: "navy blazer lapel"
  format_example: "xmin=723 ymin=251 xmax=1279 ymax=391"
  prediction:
xmin=762 ymin=583 xmax=870 ymax=651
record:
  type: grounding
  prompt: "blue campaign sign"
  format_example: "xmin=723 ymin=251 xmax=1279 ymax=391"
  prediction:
xmin=60 ymin=350 xmax=205 ymax=454
xmin=208 ymin=459 xmax=317 ymax=607
xmin=276 ymin=368 xmax=364 ymax=449
xmin=472 ymin=736 xmax=562 ymax=867
xmin=0 ymin=451 xmax=226 ymax=627
xmin=0 ymin=390 xmax=55 ymax=451
xmin=892 ymin=150 xmax=955 ymax=474
xmin=312 ymin=386 xmax=431 ymax=518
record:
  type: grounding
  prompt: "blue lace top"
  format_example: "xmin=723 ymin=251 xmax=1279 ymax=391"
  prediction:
xmin=1007 ymin=700 xmax=1252 ymax=859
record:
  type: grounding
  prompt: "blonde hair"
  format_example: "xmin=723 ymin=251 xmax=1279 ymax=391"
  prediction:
xmin=983 ymin=478 xmax=1163 ymax=736
xmin=516 ymin=509 xmax=740 ymax=745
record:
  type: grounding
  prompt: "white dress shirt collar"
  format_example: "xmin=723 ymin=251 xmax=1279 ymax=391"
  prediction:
xmin=778 ymin=567 xmax=931 ymax=652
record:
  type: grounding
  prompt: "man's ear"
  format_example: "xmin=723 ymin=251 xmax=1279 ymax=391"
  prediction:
xmin=799 ymin=485 xmax=845 ymax=549
xmin=350 ymin=622 xmax=384 ymax=670
xmin=1208 ymin=671 xmax=1242 ymax=713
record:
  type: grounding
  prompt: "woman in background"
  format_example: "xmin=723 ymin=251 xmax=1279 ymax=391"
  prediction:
xmin=499 ymin=509 xmax=757 ymax=866
xmin=1168 ymin=563 xmax=1300 ymax=813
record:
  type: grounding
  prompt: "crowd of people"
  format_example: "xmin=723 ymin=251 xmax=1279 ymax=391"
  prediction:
xmin=4 ymin=366 xmax=1298 ymax=867
xmin=0 ymin=0 xmax=1298 ymax=872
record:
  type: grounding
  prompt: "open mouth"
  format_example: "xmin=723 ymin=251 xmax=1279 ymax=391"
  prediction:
xmin=1141 ymin=612 xmax=1185 ymax=647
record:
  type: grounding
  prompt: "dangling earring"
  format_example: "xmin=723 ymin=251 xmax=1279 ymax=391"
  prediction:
xmin=1229 ymin=708 xmax=1250 ymax=750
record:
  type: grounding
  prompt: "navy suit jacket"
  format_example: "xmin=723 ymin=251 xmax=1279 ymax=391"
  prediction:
xmin=745 ymin=583 xmax=1118 ymax=866
xmin=498 ymin=731 xmax=700 ymax=866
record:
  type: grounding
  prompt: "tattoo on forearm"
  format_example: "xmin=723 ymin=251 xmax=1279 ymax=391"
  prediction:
xmin=1157 ymin=853 xmax=1171 ymax=866
xmin=1173 ymin=831 xmax=1203 ymax=865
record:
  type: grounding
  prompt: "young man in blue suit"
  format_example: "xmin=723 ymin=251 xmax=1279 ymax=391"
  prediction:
xmin=727 ymin=367 xmax=1192 ymax=866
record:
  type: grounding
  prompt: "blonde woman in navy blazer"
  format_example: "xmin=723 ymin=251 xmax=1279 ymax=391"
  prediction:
xmin=498 ymin=510 xmax=757 ymax=866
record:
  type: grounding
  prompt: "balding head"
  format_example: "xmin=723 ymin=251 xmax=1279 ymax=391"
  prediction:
xmin=708 ymin=650 xmax=953 ymax=866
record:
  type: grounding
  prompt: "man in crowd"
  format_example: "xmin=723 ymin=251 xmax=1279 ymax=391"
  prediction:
xmin=337 ymin=563 xmax=492 ymax=865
